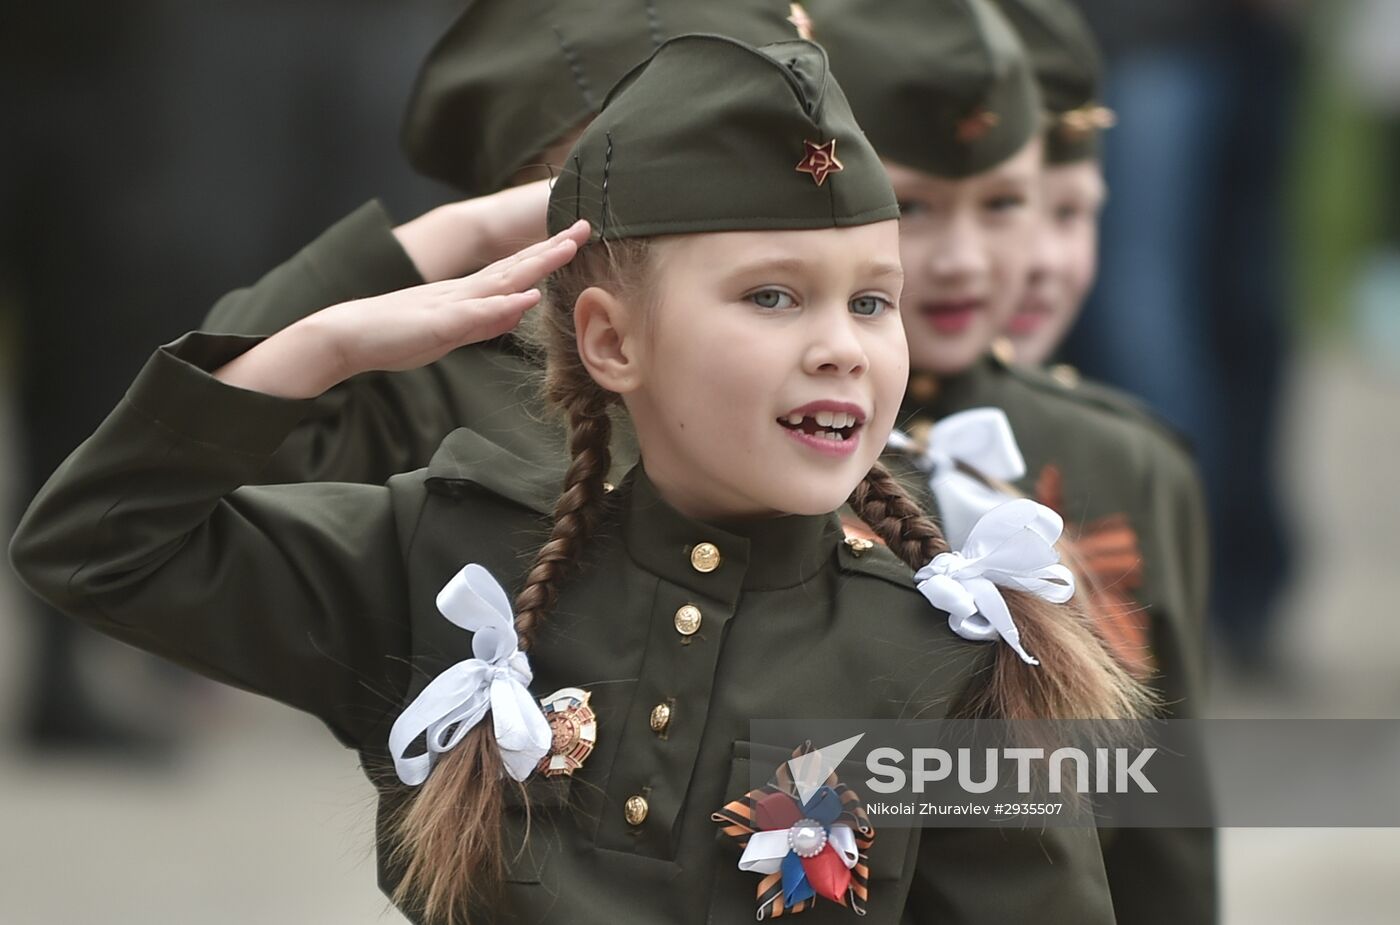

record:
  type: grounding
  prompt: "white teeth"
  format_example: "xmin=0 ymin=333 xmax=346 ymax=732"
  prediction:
xmin=784 ymin=410 xmax=860 ymax=434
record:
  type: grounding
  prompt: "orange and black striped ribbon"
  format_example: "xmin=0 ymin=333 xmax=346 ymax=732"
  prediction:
xmin=712 ymin=742 xmax=877 ymax=918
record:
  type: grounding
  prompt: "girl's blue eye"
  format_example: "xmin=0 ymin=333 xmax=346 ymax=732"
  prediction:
xmin=850 ymin=295 xmax=892 ymax=317
xmin=898 ymin=200 xmax=930 ymax=217
xmin=750 ymin=289 xmax=795 ymax=310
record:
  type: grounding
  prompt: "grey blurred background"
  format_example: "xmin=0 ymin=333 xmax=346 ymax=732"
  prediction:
xmin=3 ymin=1 xmax=1400 ymax=922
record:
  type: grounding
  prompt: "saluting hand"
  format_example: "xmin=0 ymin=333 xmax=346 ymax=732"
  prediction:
xmin=214 ymin=220 xmax=590 ymax=399
xmin=393 ymin=179 xmax=553 ymax=282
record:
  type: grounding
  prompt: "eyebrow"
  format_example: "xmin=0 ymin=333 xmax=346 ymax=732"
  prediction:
xmin=727 ymin=255 xmax=904 ymax=284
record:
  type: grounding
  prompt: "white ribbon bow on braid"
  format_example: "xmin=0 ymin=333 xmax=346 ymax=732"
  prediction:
xmin=888 ymin=407 xmax=1025 ymax=549
xmin=914 ymin=498 xmax=1076 ymax=666
xmin=389 ymin=564 xmax=552 ymax=786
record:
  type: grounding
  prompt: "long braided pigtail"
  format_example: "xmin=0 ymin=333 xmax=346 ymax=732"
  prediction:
xmin=848 ymin=464 xmax=1149 ymax=721
xmin=388 ymin=241 xmax=650 ymax=924
xmin=972 ymin=466 xmax=1157 ymax=681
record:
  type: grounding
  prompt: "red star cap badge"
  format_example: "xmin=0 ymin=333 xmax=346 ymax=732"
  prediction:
xmin=955 ymin=109 xmax=1001 ymax=144
xmin=795 ymin=138 xmax=843 ymax=187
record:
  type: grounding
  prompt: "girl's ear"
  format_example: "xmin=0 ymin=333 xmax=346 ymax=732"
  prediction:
xmin=575 ymin=286 xmax=643 ymax=394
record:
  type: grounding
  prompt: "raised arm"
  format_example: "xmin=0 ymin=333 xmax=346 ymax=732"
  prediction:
xmin=10 ymin=223 xmax=588 ymax=747
xmin=203 ymin=182 xmax=552 ymax=336
xmin=9 ymin=333 xmax=415 ymax=748
xmin=199 ymin=182 xmax=556 ymax=484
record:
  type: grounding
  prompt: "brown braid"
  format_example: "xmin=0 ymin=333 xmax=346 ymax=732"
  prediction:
xmin=848 ymin=463 xmax=949 ymax=565
xmin=388 ymin=240 xmax=653 ymax=925
xmin=847 ymin=464 xmax=1151 ymax=723
xmin=511 ymin=389 xmax=613 ymax=648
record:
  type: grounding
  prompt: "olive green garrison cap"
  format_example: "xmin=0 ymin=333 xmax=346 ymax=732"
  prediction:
xmin=993 ymin=0 xmax=1112 ymax=164
xmin=805 ymin=0 xmax=1042 ymax=179
xmin=403 ymin=0 xmax=803 ymax=195
xmin=546 ymin=34 xmax=899 ymax=240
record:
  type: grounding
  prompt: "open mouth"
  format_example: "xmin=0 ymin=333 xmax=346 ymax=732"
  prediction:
xmin=1006 ymin=309 xmax=1049 ymax=335
xmin=777 ymin=408 xmax=865 ymax=443
xmin=920 ymin=299 xmax=984 ymax=335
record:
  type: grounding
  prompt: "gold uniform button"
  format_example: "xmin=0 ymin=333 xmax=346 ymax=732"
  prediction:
xmin=674 ymin=604 xmax=702 ymax=636
xmin=990 ymin=335 xmax=1017 ymax=366
xmin=649 ymin=702 xmax=672 ymax=733
xmin=690 ymin=542 xmax=722 ymax=573
xmin=1049 ymin=363 xmax=1081 ymax=389
xmin=624 ymin=794 xmax=649 ymax=826
xmin=907 ymin=373 xmax=939 ymax=403
xmin=844 ymin=536 xmax=875 ymax=556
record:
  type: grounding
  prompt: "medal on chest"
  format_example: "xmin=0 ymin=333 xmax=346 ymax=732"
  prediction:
xmin=536 ymin=687 xmax=598 ymax=777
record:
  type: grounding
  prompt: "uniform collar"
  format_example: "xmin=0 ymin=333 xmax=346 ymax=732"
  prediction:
xmin=618 ymin=465 xmax=842 ymax=599
xmin=898 ymin=354 xmax=1001 ymax=422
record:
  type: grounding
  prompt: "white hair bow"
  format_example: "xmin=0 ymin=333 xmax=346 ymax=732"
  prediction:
xmin=914 ymin=499 xmax=1075 ymax=666
xmin=888 ymin=408 xmax=1025 ymax=549
xmin=389 ymin=564 xmax=552 ymax=785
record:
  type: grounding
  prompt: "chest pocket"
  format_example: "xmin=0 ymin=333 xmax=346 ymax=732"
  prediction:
xmin=500 ymin=775 xmax=575 ymax=884
xmin=707 ymin=741 xmax=917 ymax=924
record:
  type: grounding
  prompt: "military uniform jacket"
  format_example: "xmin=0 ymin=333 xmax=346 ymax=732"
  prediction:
xmin=895 ymin=359 xmax=1209 ymax=711
xmin=894 ymin=360 xmax=1218 ymax=925
xmin=196 ymin=201 xmax=1214 ymax=922
xmin=9 ymin=333 xmax=1117 ymax=924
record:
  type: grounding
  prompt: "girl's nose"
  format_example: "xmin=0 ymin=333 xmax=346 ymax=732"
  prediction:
xmin=804 ymin=311 xmax=869 ymax=377
xmin=927 ymin=217 xmax=988 ymax=283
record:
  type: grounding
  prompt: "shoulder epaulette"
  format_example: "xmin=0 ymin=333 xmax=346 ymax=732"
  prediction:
xmin=997 ymin=359 xmax=1194 ymax=453
xmin=424 ymin=426 xmax=563 ymax=515
xmin=835 ymin=536 xmax=919 ymax=592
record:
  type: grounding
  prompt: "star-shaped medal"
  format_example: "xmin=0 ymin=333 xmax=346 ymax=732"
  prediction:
xmin=536 ymin=686 xmax=597 ymax=777
xmin=795 ymin=139 xmax=843 ymax=187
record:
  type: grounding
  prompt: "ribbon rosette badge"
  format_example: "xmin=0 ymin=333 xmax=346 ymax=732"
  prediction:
xmin=712 ymin=736 xmax=873 ymax=918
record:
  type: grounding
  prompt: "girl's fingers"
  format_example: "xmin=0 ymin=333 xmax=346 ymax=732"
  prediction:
xmin=458 ymin=237 xmax=581 ymax=302
xmin=434 ymin=290 xmax=542 ymax=352
xmin=472 ymin=219 xmax=591 ymax=286
xmin=475 ymin=226 xmax=571 ymax=277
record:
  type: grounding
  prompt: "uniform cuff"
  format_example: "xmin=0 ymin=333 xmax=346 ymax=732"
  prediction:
xmin=308 ymin=200 xmax=426 ymax=303
xmin=123 ymin=332 xmax=315 ymax=457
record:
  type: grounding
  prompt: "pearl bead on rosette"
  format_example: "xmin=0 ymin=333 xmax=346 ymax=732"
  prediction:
xmin=787 ymin=818 xmax=829 ymax=858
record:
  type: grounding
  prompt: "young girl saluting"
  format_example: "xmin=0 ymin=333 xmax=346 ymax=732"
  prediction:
xmin=12 ymin=35 xmax=1139 ymax=924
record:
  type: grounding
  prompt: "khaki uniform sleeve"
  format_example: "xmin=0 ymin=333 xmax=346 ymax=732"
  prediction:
xmin=9 ymin=332 xmax=415 ymax=749
xmin=1148 ymin=441 xmax=1211 ymax=698
xmin=1110 ymin=439 xmax=1217 ymax=923
xmin=198 ymin=201 xmax=483 ymax=485
xmin=202 ymin=200 xmax=424 ymax=337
